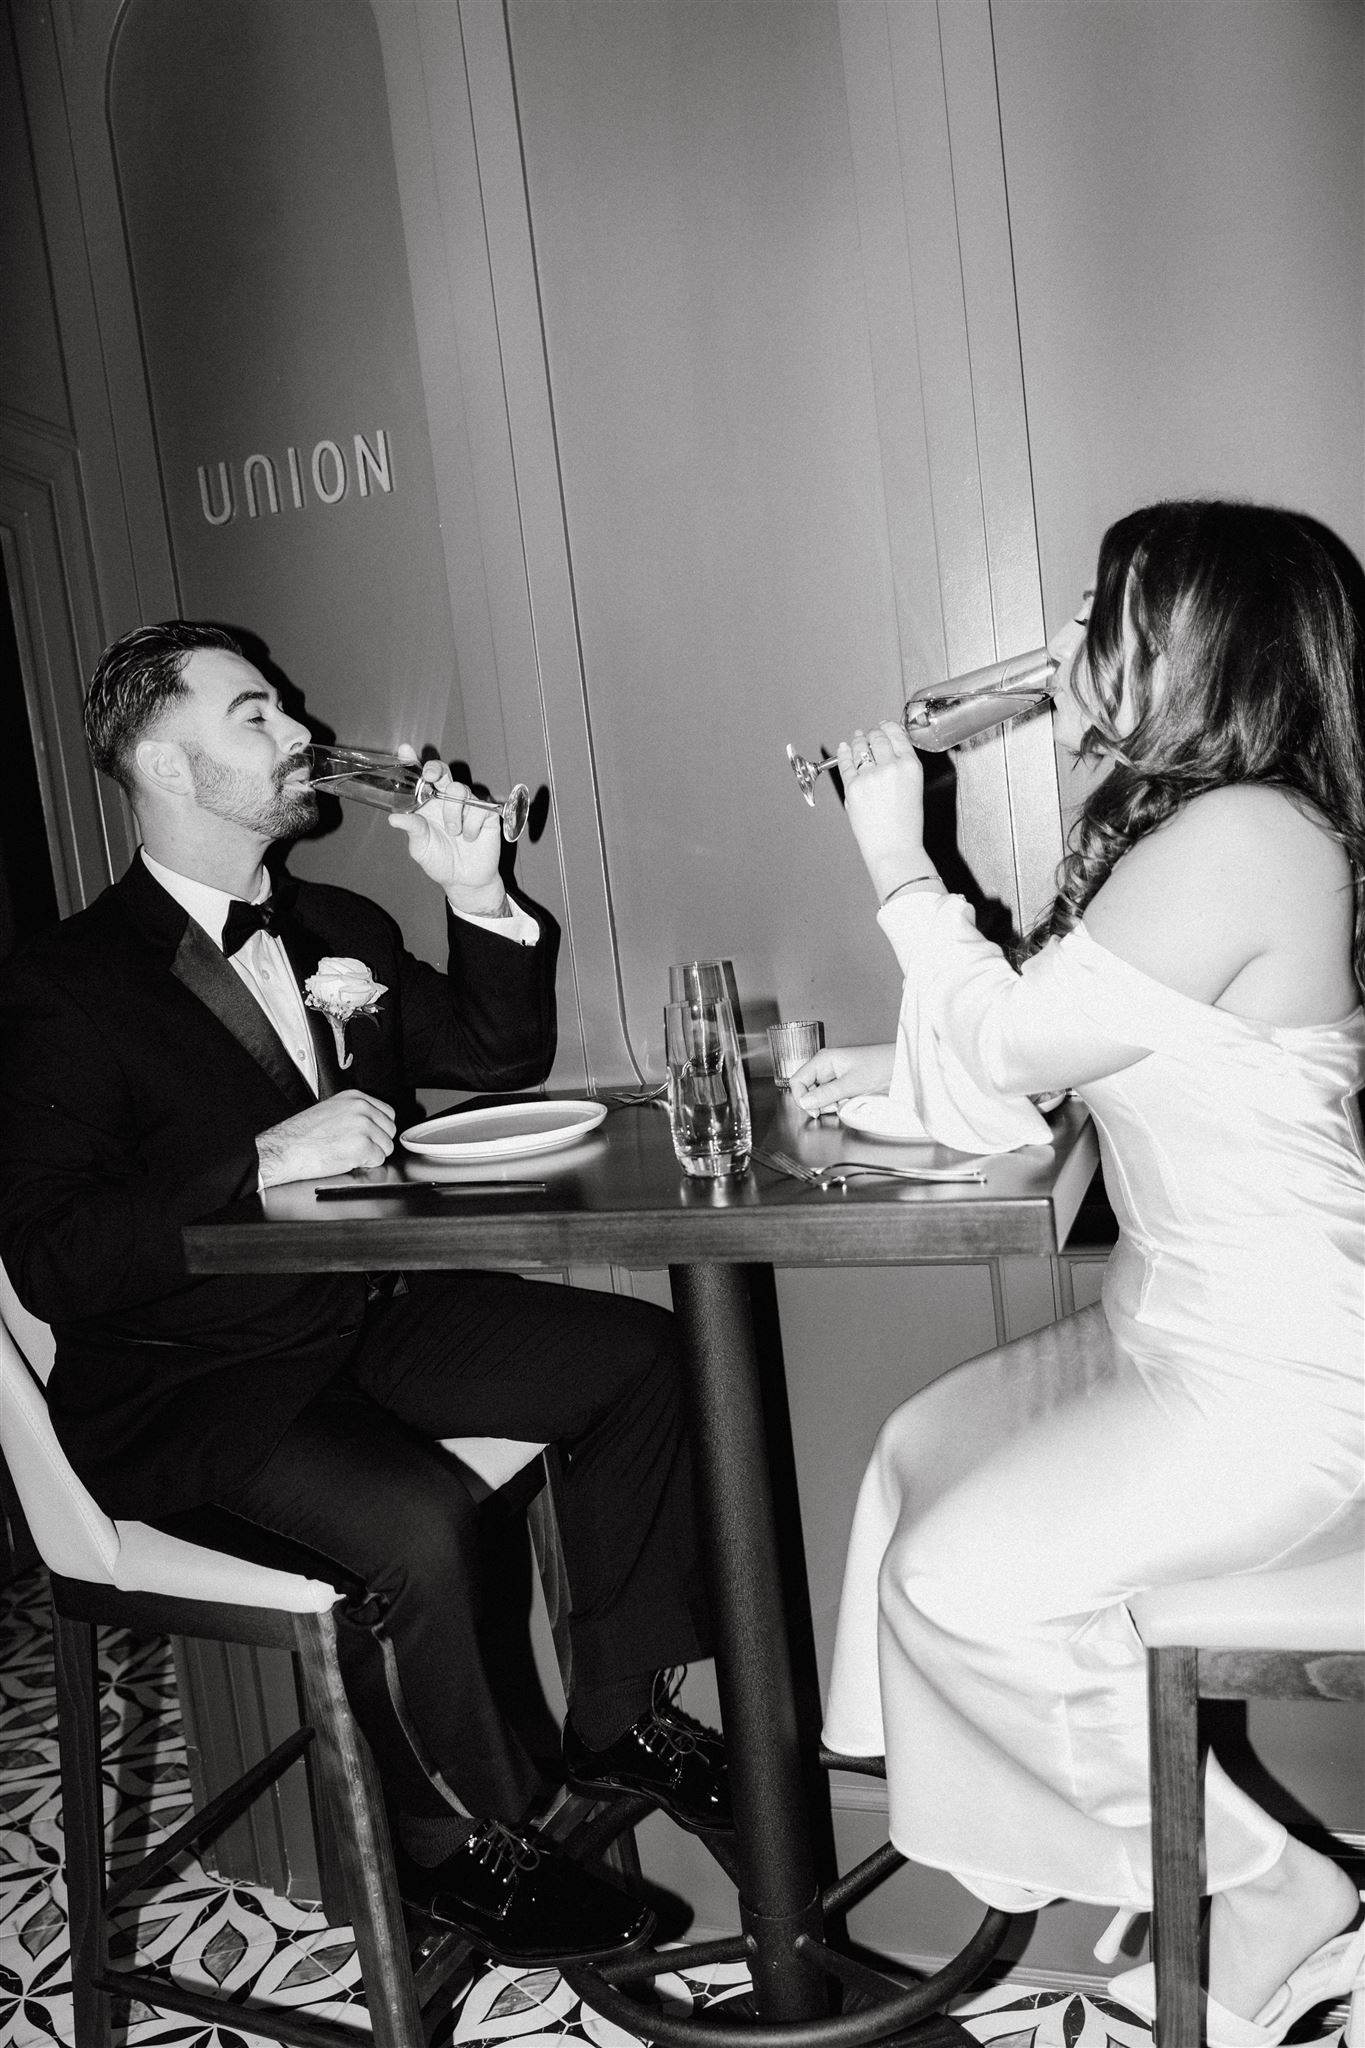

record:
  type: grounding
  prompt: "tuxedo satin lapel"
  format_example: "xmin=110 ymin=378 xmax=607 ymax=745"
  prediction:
xmin=305 ymin=1009 xmax=345 ymax=1099
xmin=170 ymin=919 xmax=315 ymax=1113
xmin=275 ymin=911 xmax=344 ymax=1100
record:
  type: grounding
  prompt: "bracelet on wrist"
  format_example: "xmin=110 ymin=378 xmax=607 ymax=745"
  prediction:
xmin=879 ymin=872 xmax=938 ymax=907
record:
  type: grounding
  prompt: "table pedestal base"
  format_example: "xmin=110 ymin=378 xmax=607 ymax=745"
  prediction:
xmin=557 ymin=1784 xmax=1017 ymax=2048
xmin=555 ymin=1262 xmax=1018 ymax=2044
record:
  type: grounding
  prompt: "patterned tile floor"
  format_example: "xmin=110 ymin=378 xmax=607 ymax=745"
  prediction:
xmin=0 ymin=1566 xmax=1345 ymax=2048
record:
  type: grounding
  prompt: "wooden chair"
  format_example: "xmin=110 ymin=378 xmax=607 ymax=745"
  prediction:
xmin=1131 ymin=1547 xmax=1365 ymax=2048
xmin=0 ymin=1268 xmax=552 ymax=2048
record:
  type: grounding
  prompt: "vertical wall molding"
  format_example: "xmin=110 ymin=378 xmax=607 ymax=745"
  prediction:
xmin=0 ymin=415 xmax=133 ymax=906
xmin=840 ymin=0 xmax=1061 ymax=934
xmin=12 ymin=0 xmax=178 ymax=634
xmin=457 ymin=0 xmax=642 ymax=1088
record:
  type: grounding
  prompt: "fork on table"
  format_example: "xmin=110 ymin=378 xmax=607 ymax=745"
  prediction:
xmin=606 ymin=1082 xmax=669 ymax=1108
xmin=751 ymin=1145 xmax=985 ymax=1188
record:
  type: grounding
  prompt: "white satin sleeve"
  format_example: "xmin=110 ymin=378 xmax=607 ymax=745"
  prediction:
xmin=877 ymin=893 xmax=1151 ymax=1153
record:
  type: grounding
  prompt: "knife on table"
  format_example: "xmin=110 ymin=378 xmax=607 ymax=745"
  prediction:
xmin=315 ymin=1181 xmax=547 ymax=1200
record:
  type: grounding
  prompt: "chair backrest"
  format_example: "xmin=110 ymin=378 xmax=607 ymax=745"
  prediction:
xmin=0 ymin=1293 xmax=120 ymax=1585
xmin=0 ymin=1258 xmax=55 ymax=1384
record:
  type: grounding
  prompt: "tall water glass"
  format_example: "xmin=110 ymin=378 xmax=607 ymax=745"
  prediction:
xmin=664 ymin=996 xmax=752 ymax=1178
xmin=668 ymin=960 xmax=730 ymax=1005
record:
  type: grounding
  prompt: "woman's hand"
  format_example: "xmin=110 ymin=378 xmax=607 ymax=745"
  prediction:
xmin=837 ymin=721 xmax=929 ymax=901
xmin=388 ymin=749 xmax=506 ymax=913
xmin=790 ymin=1043 xmax=896 ymax=1118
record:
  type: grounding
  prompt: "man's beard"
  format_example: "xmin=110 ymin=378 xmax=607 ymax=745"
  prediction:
xmin=183 ymin=743 xmax=319 ymax=838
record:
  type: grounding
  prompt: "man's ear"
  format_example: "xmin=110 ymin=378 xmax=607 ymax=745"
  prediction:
xmin=132 ymin=736 xmax=193 ymax=798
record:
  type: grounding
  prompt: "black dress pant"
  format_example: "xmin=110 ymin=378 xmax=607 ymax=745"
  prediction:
xmin=159 ymin=1272 xmax=711 ymax=1821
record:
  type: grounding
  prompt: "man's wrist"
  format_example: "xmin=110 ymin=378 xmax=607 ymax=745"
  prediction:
xmin=255 ymin=1129 xmax=282 ymax=1190
xmin=446 ymin=885 xmax=510 ymax=919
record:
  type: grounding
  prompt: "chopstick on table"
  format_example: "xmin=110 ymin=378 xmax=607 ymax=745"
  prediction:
xmin=315 ymin=1181 xmax=547 ymax=1200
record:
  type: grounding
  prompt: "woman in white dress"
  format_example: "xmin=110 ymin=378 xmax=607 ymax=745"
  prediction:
xmin=796 ymin=502 xmax=1365 ymax=2045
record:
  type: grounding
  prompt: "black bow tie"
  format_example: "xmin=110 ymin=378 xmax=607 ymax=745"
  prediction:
xmin=222 ymin=896 xmax=283 ymax=958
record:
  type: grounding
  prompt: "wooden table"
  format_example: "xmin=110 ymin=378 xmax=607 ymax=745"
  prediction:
xmin=185 ymin=1086 xmax=1098 ymax=2046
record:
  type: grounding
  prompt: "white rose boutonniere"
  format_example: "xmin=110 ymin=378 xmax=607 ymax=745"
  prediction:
xmin=303 ymin=957 xmax=387 ymax=1070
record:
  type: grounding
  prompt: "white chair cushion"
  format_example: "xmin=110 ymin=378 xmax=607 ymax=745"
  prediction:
xmin=112 ymin=1519 xmax=339 ymax=1611
xmin=1131 ymin=1548 xmax=1365 ymax=1652
xmin=1 ymin=1258 xmax=545 ymax=1609
xmin=440 ymin=1436 xmax=545 ymax=1493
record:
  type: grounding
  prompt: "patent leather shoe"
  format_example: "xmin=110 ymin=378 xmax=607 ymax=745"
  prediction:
xmin=564 ymin=1670 xmax=732 ymax=1834
xmin=396 ymin=1819 xmax=655 ymax=1965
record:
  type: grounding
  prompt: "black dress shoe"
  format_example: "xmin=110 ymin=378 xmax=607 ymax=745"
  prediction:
xmin=396 ymin=1820 xmax=655 ymax=1965
xmin=563 ymin=1671 xmax=733 ymax=1834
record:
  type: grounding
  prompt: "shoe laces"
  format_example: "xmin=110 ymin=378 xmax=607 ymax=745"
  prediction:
xmin=467 ymin=1818 xmax=541 ymax=1878
xmin=647 ymin=1666 xmax=720 ymax=1758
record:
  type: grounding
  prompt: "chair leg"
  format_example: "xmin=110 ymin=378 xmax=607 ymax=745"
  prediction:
xmin=1148 ymin=1645 xmax=1203 ymax=2048
xmin=292 ymin=1610 xmax=427 ymax=2048
xmin=52 ymin=1606 xmax=115 ymax=2048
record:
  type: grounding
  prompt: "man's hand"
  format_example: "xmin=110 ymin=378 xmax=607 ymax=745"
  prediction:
xmin=387 ymin=749 xmax=506 ymax=915
xmin=836 ymin=722 xmax=930 ymax=902
xmin=790 ymin=1043 xmax=896 ymax=1118
xmin=256 ymin=1091 xmax=398 ymax=1187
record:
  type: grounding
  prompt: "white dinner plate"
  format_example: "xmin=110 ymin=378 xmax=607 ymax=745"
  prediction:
xmin=836 ymin=1094 xmax=932 ymax=1143
xmin=400 ymin=1099 xmax=608 ymax=1163
xmin=839 ymin=1090 xmax=1065 ymax=1143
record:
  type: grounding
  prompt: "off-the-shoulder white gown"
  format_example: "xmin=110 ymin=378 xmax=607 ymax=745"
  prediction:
xmin=822 ymin=892 xmax=1365 ymax=1910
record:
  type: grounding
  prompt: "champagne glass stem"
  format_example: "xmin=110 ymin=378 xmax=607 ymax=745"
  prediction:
xmin=309 ymin=774 xmax=495 ymax=816
xmin=309 ymin=774 xmax=531 ymax=842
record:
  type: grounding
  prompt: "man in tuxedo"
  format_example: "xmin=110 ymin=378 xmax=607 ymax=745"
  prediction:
xmin=0 ymin=621 xmax=729 ymax=1965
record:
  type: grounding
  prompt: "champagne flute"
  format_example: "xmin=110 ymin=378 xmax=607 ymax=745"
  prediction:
xmin=305 ymin=745 xmax=531 ymax=842
xmin=785 ymin=604 xmax=1090 ymax=805
xmin=786 ymin=647 xmax=1059 ymax=805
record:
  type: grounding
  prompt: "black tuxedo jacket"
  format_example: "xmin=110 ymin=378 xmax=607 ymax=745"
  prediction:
xmin=0 ymin=856 xmax=558 ymax=1520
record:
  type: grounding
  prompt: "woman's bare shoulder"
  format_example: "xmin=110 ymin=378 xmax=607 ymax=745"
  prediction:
xmin=1084 ymin=782 xmax=1353 ymax=1011
xmin=1126 ymin=782 xmax=1348 ymax=888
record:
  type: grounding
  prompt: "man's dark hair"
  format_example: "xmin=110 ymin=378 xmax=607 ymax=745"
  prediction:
xmin=84 ymin=621 xmax=243 ymax=793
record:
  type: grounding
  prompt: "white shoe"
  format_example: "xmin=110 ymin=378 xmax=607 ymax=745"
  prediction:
xmin=1095 ymin=1907 xmax=1146 ymax=1966
xmin=1107 ymin=1896 xmax=1365 ymax=2048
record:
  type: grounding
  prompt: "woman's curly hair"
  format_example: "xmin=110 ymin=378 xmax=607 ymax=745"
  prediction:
xmin=1025 ymin=500 xmax=1365 ymax=984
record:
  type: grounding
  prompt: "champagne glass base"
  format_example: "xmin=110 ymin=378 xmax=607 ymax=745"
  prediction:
xmin=786 ymin=744 xmax=821 ymax=806
xmin=499 ymin=783 xmax=531 ymax=842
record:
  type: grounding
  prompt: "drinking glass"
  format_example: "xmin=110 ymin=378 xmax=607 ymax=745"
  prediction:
xmin=669 ymin=960 xmax=730 ymax=1005
xmin=664 ymin=996 xmax=752 ymax=1178
xmin=305 ymin=745 xmax=531 ymax=842
xmin=767 ymin=1020 xmax=824 ymax=1089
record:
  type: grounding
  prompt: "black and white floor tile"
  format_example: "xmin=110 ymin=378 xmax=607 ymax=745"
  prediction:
xmin=0 ymin=1566 xmax=1339 ymax=2048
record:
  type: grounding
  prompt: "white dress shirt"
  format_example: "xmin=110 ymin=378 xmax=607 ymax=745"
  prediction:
xmin=142 ymin=851 xmax=321 ymax=1090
